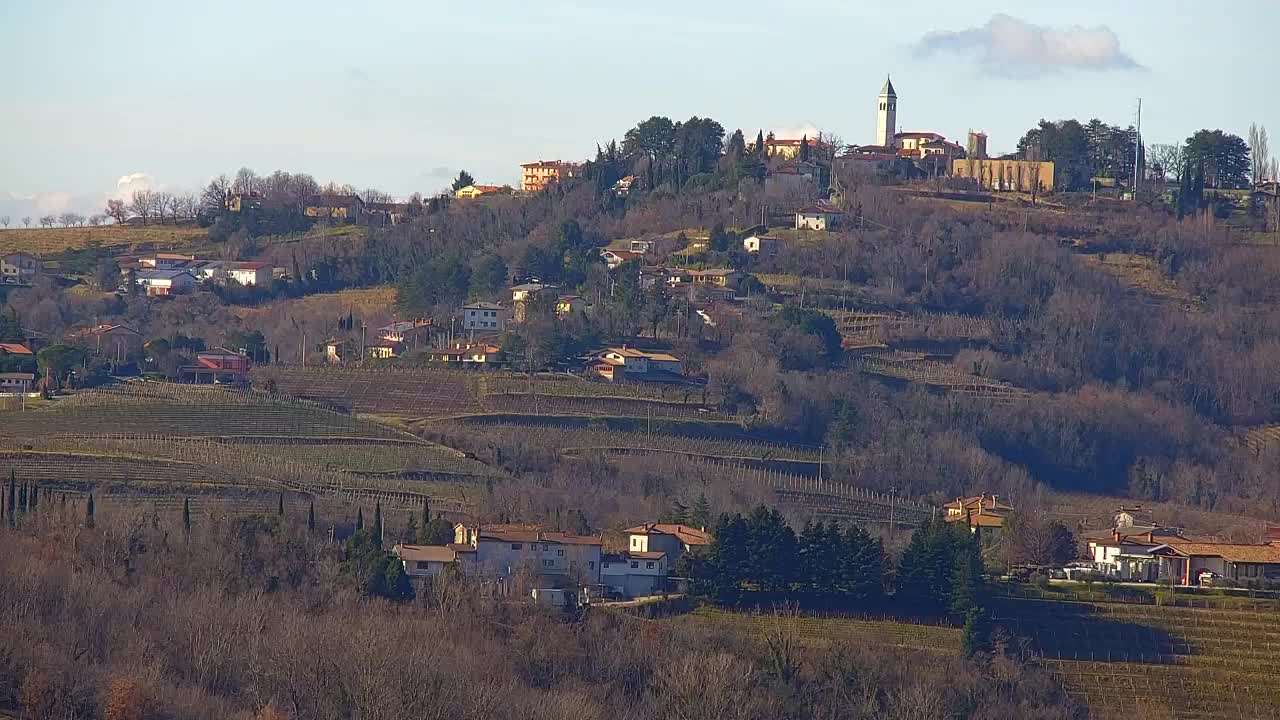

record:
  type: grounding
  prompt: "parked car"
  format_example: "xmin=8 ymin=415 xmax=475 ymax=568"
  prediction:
xmin=1198 ymin=570 xmax=1223 ymax=586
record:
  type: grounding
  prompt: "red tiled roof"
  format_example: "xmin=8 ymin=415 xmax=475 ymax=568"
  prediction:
xmin=1152 ymin=542 xmax=1280 ymax=564
xmin=0 ymin=343 xmax=33 ymax=355
xmin=624 ymin=523 xmax=711 ymax=546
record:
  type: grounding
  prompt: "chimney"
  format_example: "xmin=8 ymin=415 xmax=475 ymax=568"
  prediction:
xmin=991 ymin=494 xmax=998 ymax=509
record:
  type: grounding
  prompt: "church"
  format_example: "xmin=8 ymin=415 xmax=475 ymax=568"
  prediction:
xmin=848 ymin=76 xmax=966 ymax=169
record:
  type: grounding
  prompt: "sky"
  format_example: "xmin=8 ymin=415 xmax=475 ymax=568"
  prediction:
xmin=2 ymin=1 xmax=1277 ymax=220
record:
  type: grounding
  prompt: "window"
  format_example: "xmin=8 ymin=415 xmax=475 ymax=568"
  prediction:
xmin=543 ymin=559 xmax=554 ymax=568
xmin=589 ymin=561 xmax=595 ymax=569
xmin=630 ymin=561 xmax=639 ymax=569
xmin=557 ymin=549 xmax=565 ymax=557
xmin=646 ymin=562 xmax=655 ymax=570
xmin=511 ymin=543 xmax=522 ymax=550
xmin=416 ymin=561 xmax=430 ymax=570
xmin=601 ymin=562 xmax=608 ymax=569
xmin=530 ymin=543 xmax=539 ymax=551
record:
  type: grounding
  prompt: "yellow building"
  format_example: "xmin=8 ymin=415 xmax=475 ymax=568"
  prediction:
xmin=303 ymin=194 xmax=365 ymax=222
xmin=764 ymin=138 xmax=818 ymax=161
xmin=953 ymin=158 xmax=1055 ymax=194
xmin=454 ymin=184 xmax=510 ymax=200
xmin=521 ymin=161 xmax=581 ymax=193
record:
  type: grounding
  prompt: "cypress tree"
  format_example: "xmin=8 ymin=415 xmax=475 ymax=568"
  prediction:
xmin=755 ymin=130 xmax=766 ymax=157
xmin=183 ymin=497 xmax=191 ymax=532
xmin=19 ymin=483 xmax=27 ymax=513
xmin=374 ymin=502 xmax=383 ymax=549
xmin=6 ymin=476 xmax=14 ymax=527
xmin=86 ymin=493 xmax=95 ymax=529
xmin=29 ymin=483 xmax=37 ymax=512
xmin=422 ymin=497 xmax=430 ymax=527
xmin=307 ymin=499 xmax=316 ymax=532
xmin=356 ymin=507 xmax=364 ymax=532
xmin=277 ymin=492 xmax=285 ymax=516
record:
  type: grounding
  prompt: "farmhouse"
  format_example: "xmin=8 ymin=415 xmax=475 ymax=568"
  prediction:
xmin=0 ymin=342 xmax=34 ymax=359
xmin=72 ymin=324 xmax=143 ymax=356
xmin=601 ymin=249 xmax=643 ymax=270
xmin=304 ymin=194 xmax=365 ymax=223
xmin=795 ymin=206 xmax=843 ymax=231
xmin=943 ymin=494 xmax=1013 ymax=534
xmin=510 ymin=283 xmax=559 ymax=322
xmin=628 ymin=236 xmax=682 ymax=256
xmin=429 ymin=341 xmax=503 ymax=365
xmin=624 ymin=523 xmax=709 ymax=565
xmin=378 ymin=319 xmax=433 ymax=347
xmin=742 ymin=234 xmax=782 ymax=256
xmin=454 ymin=184 xmax=510 ymax=200
xmin=138 ymin=253 xmax=195 ymax=270
xmin=365 ymin=339 xmax=402 ymax=360
xmin=592 ymin=347 xmax=684 ymax=383
xmin=613 ymin=175 xmax=637 ymax=197
xmin=763 ymin=137 xmax=818 ymax=161
xmin=1084 ymin=519 xmax=1195 ymax=582
xmin=1149 ymin=542 xmax=1280 ymax=586
xmin=1 ymin=253 xmax=40 ymax=285
xmin=453 ymin=523 xmax=603 ymax=586
xmin=136 ymin=269 xmax=196 ymax=296
xmin=601 ymin=552 xmax=668 ymax=599
xmin=555 ymin=295 xmax=588 ymax=317
xmin=461 ymin=302 xmax=509 ymax=332
xmin=393 ymin=544 xmax=472 ymax=579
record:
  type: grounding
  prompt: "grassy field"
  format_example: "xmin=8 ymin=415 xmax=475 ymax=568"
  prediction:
xmin=232 ymin=286 xmax=397 ymax=321
xmin=668 ymin=606 xmax=962 ymax=653
xmin=0 ymin=224 xmax=205 ymax=255
xmin=1080 ymin=252 xmax=1203 ymax=311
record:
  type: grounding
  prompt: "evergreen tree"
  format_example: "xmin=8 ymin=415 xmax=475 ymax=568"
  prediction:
xmin=277 ymin=492 xmax=285 ymax=516
xmin=384 ymin=556 xmax=415 ymax=602
xmin=961 ymin=607 xmax=992 ymax=657
xmin=799 ymin=134 xmax=810 ymax=162
xmin=695 ymin=512 xmax=751 ymax=605
xmin=183 ymin=497 xmax=191 ymax=532
xmin=755 ymin=130 xmax=766 ymax=157
xmin=30 ymin=483 xmax=37 ymax=512
xmin=746 ymin=505 xmax=798 ymax=593
xmin=404 ymin=515 xmax=419 ymax=544
xmin=308 ymin=499 xmax=316 ymax=533
xmin=19 ymin=483 xmax=27 ymax=513
xmin=374 ymin=502 xmax=383 ymax=549
xmin=6 ymin=474 xmax=14 ymax=526
xmin=422 ymin=497 xmax=430 ymax=527
xmin=356 ymin=507 xmax=364 ymax=532
xmin=690 ymin=492 xmax=712 ymax=530
xmin=86 ymin=493 xmax=95 ymax=529
xmin=841 ymin=525 xmax=887 ymax=606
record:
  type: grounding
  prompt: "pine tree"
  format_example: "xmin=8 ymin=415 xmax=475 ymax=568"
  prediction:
xmin=183 ymin=497 xmax=191 ymax=532
xmin=86 ymin=493 xmax=96 ymax=529
xmin=356 ymin=507 xmax=364 ymax=532
xmin=308 ymin=499 xmax=316 ymax=532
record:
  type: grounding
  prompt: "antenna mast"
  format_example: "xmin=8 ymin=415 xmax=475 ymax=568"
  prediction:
xmin=1133 ymin=98 xmax=1142 ymax=200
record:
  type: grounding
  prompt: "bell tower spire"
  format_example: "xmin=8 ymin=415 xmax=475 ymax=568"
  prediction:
xmin=877 ymin=75 xmax=897 ymax=148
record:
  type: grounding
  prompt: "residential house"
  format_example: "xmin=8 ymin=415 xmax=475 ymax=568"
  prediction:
xmin=1 ymin=253 xmax=40 ymax=285
xmin=943 ymin=495 xmax=1013 ymax=539
xmin=601 ymin=552 xmax=669 ymax=598
xmin=624 ymin=523 xmax=710 ymax=566
xmin=179 ymin=347 xmax=251 ymax=384
xmin=742 ymin=235 xmax=782 ymax=256
xmin=303 ymin=194 xmax=365 ymax=223
xmin=378 ymin=319 xmax=434 ymax=348
xmin=601 ymin=249 xmax=643 ymax=270
xmin=0 ymin=342 xmax=34 ymax=361
xmin=687 ymin=269 xmax=743 ymax=292
xmin=429 ymin=341 xmax=503 ymax=366
xmin=454 ymin=184 xmax=510 ymax=200
xmin=612 ymin=176 xmax=638 ymax=197
xmin=628 ymin=236 xmax=682 ymax=256
xmin=1085 ymin=524 xmax=1193 ymax=582
xmin=393 ymin=544 xmax=473 ymax=579
xmin=138 ymin=253 xmax=196 ymax=270
xmin=452 ymin=523 xmax=604 ymax=587
xmin=953 ymin=158 xmax=1055 ymax=193
xmin=0 ymin=373 xmax=35 ymax=394
xmin=461 ymin=302 xmax=509 ymax=333
xmin=763 ymin=137 xmax=819 ymax=161
xmin=592 ymin=347 xmax=684 ymax=383
xmin=795 ymin=206 xmax=843 ymax=231
xmin=72 ymin=324 xmax=143 ymax=356
xmin=764 ymin=164 xmax=819 ymax=197
xmin=223 ymin=261 xmax=273 ymax=287
xmin=510 ymin=283 xmax=559 ymax=322
xmin=136 ymin=269 xmax=197 ymax=296
xmin=894 ymin=131 xmax=945 ymax=157
xmin=324 ymin=338 xmax=348 ymax=364
xmin=1149 ymin=542 xmax=1280 ymax=586
xmin=366 ymin=201 xmax=415 ymax=225
xmin=556 ymin=295 xmax=587 ymax=317
xmin=365 ymin=339 xmax=402 ymax=360
xmin=520 ymin=161 xmax=582 ymax=193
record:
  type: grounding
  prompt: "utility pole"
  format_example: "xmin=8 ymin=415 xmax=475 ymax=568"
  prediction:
xmin=360 ymin=323 xmax=367 ymax=366
xmin=1133 ymin=98 xmax=1143 ymax=201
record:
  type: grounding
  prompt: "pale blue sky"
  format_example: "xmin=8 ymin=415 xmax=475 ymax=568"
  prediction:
xmin=2 ymin=1 xmax=1276 ymax=218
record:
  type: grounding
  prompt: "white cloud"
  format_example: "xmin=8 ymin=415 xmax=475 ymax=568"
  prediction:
xmin=0 ymin=172 xmax=175 ymax=221
xmin=769 ymin=125 xmax=822 ymax=140
xmin=914 ymin=14 xmax=1141 ymax=76
xmin=114 ymin=172 xmax=157 ymax=199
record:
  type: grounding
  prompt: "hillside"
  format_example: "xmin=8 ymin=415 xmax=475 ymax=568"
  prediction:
xmin=0 ymin=224 xmax=205 ymax=255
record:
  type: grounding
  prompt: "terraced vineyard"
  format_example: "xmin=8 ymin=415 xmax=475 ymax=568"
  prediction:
xmin=672 ymin=606 xmax=962 ymax=653
xmin=993 ymin=597 xmax=1280 ymax=720
xmin=234 ymin=439 xmax=501 ymax=478
xmin=853 ymin=352 xmax=1032 ymax=401
xmin=8 ymin=384 xmax=404 ymax=440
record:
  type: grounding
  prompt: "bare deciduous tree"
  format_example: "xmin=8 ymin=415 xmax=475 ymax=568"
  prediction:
xmin=0 ymin=215 xmax=9 ymax=228
xmin=129 ymin=190 xmax=155 ymax=225
xmin=22 ymin=216 xmax=31 ymax=227
xmin=39 ymin=215 xmax=56 ymax=228
xmin=89 ymin=214 xmax=104 ymax=227
xmin=1250 ymin=123 xmax=1270 ymax=188
xmin=1148 ymin=143 xmax=1184 ymax=183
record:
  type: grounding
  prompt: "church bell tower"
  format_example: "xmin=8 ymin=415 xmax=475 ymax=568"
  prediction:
xmin=877 ymin=76 xmax=897 ymax=148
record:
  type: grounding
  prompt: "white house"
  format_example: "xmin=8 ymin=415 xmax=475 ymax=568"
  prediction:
xmin=1 ymin=253 xmax=40 ymax=285
xmin=1149 ymin=542 xmax=1280 ymax=586
xmin=461 ymin=302 xmax=509 ymax=332
xmin=452 ymin=523 xmax=603 ymax=586
xmin=136 ymin=269 xmax=196 ymax=296
xmin=601 ymin=249 xmax=643 ymax=270
xmin=224 ymin=261 xmax=273 ymax=286
xmin=592 ymin=347 xmax=684 ymax=382
xmin=624 ymin=523 xmax=710 ymax=566
xmin=795 ymin=206 xmax=843 ymax=231
xmin=601 ymin=552 xmax=669 ymax=598
xmin=742 ymin=235 xmax=782 ymax=256
xmin=1084 ymin=525 xmax=1190 ymax=582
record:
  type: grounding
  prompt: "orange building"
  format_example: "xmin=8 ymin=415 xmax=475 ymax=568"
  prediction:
xmin=520 ymin=161 xmax=581 ymax=193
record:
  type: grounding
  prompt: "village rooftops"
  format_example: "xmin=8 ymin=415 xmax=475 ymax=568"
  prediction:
xmin=943 ymin=495 xmax=1014 ymax=514
xmin=476 ymin=527 xmax=603 ymax=546
xmin=625 ymin=523 xmax=710 ymax=546
xmin=1149 ymin=542 xmax=1280 ymax=564
xmin=395 ymin=544 xmax=461 ymax=564
xmin=0 ymin=343 xmax=33 ymax=355
xmin=462 ymin=301 xmax=505 ymax=310
xmin=603 ymin=347 xmax=680 ymax=362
